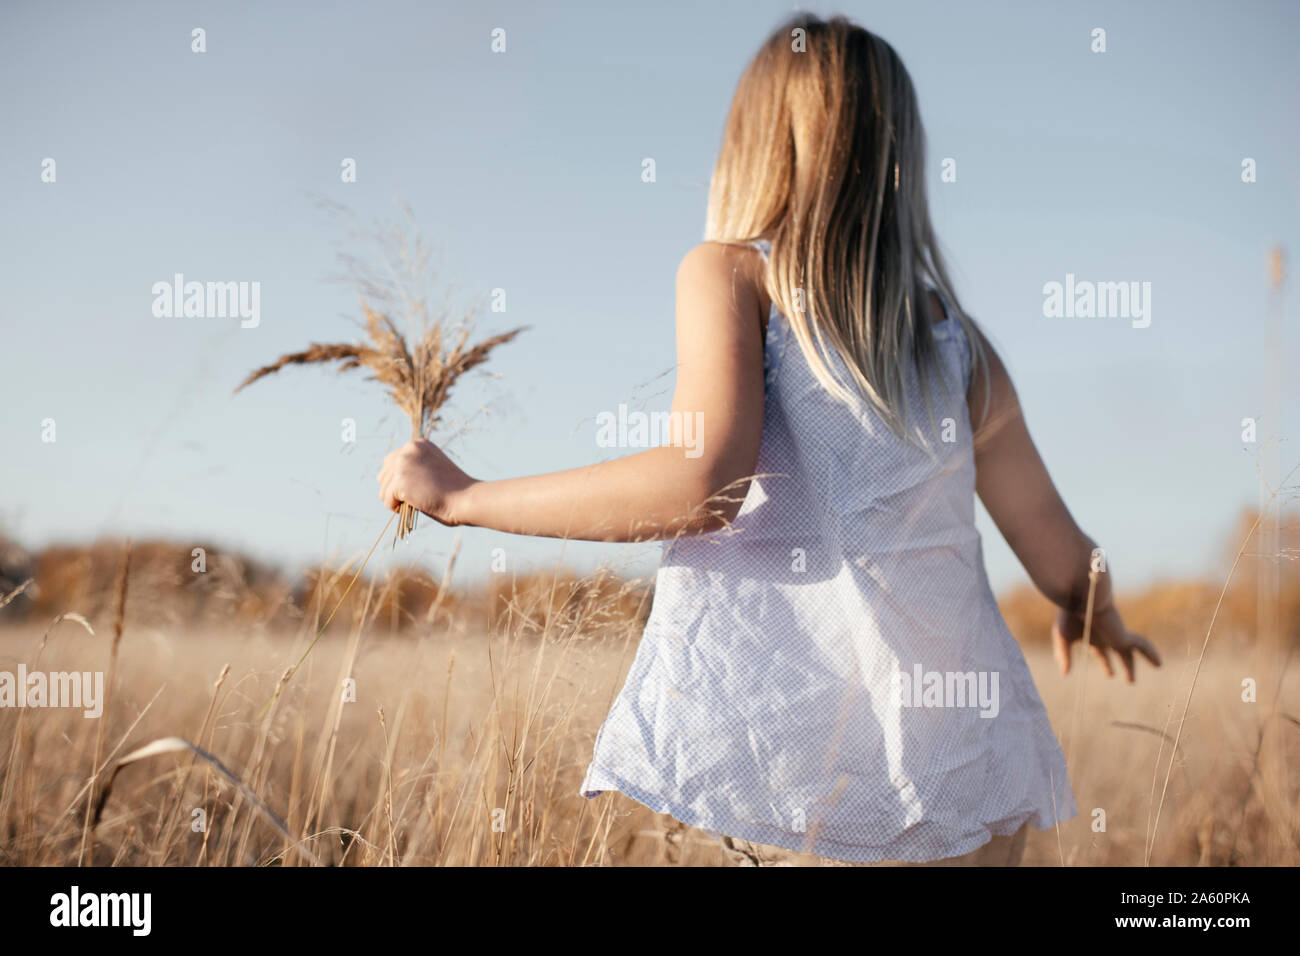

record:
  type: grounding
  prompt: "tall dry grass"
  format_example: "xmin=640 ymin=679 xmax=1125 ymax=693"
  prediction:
xmin=0 ymin=560 xmax=660 ymax=865
xmin=0 ymin=506 xmax=1296 ymax=866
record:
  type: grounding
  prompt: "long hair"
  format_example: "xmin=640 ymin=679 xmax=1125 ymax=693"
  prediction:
xmin=705 ymin=14 xmax=987 ymax=447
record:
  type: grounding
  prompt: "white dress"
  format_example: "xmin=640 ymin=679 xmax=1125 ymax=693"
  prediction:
xmin=580 ymin=240 xmax=1076 ymax=862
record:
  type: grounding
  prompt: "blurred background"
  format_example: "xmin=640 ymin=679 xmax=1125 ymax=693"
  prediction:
xmin=1 ymin=0 xmax=1296 ymax=594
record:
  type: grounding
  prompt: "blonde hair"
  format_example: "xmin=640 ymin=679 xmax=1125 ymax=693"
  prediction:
xmin=705 ymin=14 xmax=986 ymax=447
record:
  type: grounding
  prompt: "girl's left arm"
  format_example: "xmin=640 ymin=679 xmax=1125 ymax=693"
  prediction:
xmin=377 ymin=242 xmax=767 ymax=542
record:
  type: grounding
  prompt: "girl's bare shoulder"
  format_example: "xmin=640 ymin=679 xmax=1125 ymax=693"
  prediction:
xmin=676 ymin=241 xmax=771 ymax=326
xmin=676 ymin=239 xmax=763 ymax=278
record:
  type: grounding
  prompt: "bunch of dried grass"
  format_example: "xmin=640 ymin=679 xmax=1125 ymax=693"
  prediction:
xmin=236 ymin=211 xmax=524 ymax=542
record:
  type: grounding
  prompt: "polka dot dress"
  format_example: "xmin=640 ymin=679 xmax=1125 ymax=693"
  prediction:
xmin=580 ymin=240 xmax=1076 ymax=863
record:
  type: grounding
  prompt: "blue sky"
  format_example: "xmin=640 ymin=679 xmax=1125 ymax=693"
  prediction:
xmin=1 ymin=0 xmax=1297 ymax=596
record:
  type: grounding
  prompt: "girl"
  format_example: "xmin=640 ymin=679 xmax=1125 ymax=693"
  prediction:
xmin=377 ymin=14 xmax=1160 ymax=866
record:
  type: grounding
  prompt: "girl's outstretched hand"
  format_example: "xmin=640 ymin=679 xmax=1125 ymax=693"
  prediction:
xmin=378 ymin=439 xmax=477 ymax=527
xmin=1052 ymin=603 xmax=1161 ymax=682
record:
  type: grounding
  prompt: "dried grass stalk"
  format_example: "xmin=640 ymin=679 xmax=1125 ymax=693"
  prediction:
xmin=0 ymin=578 xmax=33 ymax=609
xmin=237 ymin=302 xmax=524 ymax=543
xmin=80 ymin=539 xmax=130 ymax=865
xmin=91 ymin=736 xmax=321 ymax=866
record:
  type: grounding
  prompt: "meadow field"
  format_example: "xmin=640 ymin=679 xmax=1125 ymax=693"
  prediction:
xmin=0 ymin=510 xmax=1296 ymax=867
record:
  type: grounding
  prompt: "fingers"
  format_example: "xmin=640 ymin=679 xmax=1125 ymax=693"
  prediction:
xmin=1114 ymin=633 xmax=1159 ymax=683
xmin=1117 ymin=646 xmax=1135 ymax=682
xmin=1052 ymin=624 xmax=1071 ymax=676
xmin=1130 ymin=633 xmax=1161 ymax=668
xmin=1088 ymin=642 xmax=1114 ymax=678
xmin=378 ymin=476 xmax=402 ymax=512
xmin=1055 ymin=609 xmax=1160 ymax=683
xmin=377 ymin=446 xmax=408 ymax=500
xmin=1054 ymin=613 xmax=1124 ymax=680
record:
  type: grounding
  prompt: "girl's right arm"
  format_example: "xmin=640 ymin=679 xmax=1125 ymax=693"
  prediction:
xmin=967 ymin=326 xmax=1160 ymax=682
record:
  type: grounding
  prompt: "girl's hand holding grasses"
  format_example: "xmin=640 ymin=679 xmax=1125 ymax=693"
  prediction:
xmin=377 ymin=241 xmax=768 ymax=545
xmin=378 ymin=439 xmax=477 ymax=528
